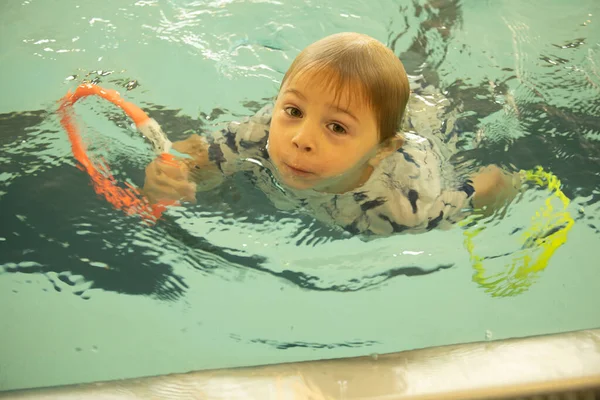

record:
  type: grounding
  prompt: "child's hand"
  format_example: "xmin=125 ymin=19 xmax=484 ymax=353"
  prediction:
xmin=471 ymin=165 xmax=521 ymax=214
xmin=143 ymin=155 xmax=197 ymax=204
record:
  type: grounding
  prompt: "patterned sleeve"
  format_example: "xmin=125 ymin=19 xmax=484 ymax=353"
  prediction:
xmin=204 ymin=104 xmax=272 ymax=176
xmin=420 ymin=181 xmax=475 ymax=230
xmin=352 ymin=133 xmax=475 ymax=236
xmin=401 ymin=139 xmax=475 ymax=232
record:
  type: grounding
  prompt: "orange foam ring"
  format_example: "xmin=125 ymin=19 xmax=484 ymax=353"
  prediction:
xmin=57 ymin=83 xmax=175 ymax=222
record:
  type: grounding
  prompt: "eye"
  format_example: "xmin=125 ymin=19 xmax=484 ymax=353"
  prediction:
xmin=284 ymin=106 xmax=303 ymax=118
xmin=327 ymin=122 xmax=347 ymax=135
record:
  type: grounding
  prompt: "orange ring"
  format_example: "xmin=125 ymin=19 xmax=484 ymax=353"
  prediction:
xmin=57 ymin=83 xmax=174 ymax=222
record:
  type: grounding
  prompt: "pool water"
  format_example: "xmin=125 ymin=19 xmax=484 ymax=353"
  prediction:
xmin=1 ymin=0 xmax=599 ymax=392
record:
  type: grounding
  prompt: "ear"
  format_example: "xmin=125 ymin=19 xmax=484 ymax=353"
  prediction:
xmin=368 ymin=133 xmax=404 ymax=168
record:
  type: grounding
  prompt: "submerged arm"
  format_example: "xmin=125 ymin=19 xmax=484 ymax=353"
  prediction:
xmin=470 ymin=165 xmax=521 ymax=214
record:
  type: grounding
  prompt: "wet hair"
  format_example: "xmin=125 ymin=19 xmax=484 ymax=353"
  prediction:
xmin=280 ymin=32 xmax=410 ymax=143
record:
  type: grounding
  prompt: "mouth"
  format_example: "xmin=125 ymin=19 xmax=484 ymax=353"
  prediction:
xmin=283 ymin=162 xmax=314 ymax=177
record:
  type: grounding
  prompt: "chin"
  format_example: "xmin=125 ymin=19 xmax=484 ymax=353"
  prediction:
xmin=279 ymin=176 xmax=316 ymax=191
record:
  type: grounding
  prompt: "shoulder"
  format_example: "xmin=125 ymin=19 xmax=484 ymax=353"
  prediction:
xmin=388 ymin=132 xmax=444 ymax=200
xmin=343 ymin=132 xmax=463 ymax=235
xmin=203 ymin=103 xmax=273 ymax=170
xmin=227 ymin=103 xmax=273 ymax=143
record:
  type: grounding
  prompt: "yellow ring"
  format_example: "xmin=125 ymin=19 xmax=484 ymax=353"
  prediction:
xmin=461 ymin=166 xmax=574 ymax=297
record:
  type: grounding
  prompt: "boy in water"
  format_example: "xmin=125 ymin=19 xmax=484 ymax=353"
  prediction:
xmin=143 ymin=32 xmax=516 ymax=235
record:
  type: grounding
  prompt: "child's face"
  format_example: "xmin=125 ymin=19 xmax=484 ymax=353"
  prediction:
xmin=268 ymin=71 xmax=381 ymax=193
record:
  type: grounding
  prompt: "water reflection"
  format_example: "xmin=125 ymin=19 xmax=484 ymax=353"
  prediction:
xmin=1 ymin=0 xmax=599 ymax=306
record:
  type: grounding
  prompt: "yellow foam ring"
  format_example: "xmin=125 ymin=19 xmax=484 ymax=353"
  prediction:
xmin=462 ymin=166 xmax=575 ymax=297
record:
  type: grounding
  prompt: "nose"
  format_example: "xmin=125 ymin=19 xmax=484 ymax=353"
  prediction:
xmin=291 ymin=120 xmax=316 ymax=153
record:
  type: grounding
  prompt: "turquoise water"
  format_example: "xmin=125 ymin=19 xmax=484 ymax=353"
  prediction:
xmin=1 ymin=0 xmax=599 ymax=391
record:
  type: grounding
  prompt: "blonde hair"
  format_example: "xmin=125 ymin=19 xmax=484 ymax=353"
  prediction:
xmin=280 ymin=32 xmax=410 ymax=143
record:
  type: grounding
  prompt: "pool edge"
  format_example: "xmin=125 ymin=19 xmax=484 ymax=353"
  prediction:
xmin=2 ymin=328 xmax=599 ymax=399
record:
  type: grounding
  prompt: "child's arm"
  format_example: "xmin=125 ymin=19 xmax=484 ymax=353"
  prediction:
xmin=470 ymin=165 xmax=521 ymax=214
xmin=142 ymin=103 xmax=273 ymax=204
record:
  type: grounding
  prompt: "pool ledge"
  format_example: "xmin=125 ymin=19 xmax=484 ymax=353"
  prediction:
xmin=2 ymin=329 xmax=599 ymax=399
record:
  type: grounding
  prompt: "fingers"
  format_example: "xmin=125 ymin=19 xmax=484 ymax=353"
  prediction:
xmin=142 ymin=134 xmax=211 ymax=205
xmin=143 ymin=157 xmax=197 ymax=204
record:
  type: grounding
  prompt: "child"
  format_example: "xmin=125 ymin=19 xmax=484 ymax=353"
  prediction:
xmin=143 ymin=32 xmax=517 ymax=236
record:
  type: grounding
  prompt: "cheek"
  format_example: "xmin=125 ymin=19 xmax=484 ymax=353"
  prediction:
xmin=321 ymin=144 xmax=367 ymax=172
xmin=267 ymin=120 xmax=285 ymax=156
